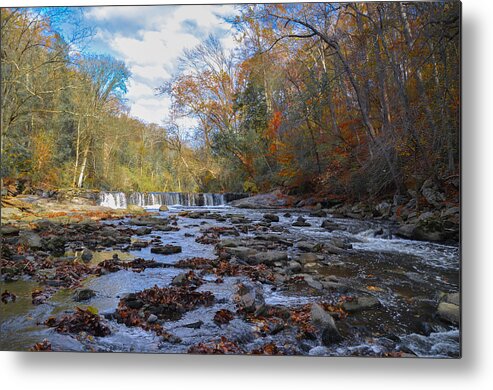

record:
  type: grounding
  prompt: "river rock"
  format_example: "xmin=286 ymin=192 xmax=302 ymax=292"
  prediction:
xmin=306 ymin=278 xmax=324 ymax=291
xmin=134 ymin=227 xmax=152 ymax=235
xmin=254 ymin=233 xmax=281 ymax=242
xmin=253 ymin=251 xmax=288 ymax=265
xmin=422 ymin=186 xmax=445 ymax=208
xmin=234 ymin=282 xmax=265 ymax=313
xmin=150 ymin=245 xmax=182 ymax=255
xmin=437 ymin=302 xmax=459 ymax=325
xmin=310 ymin=210 xmax=327 ymax=217
xmin=218 ymin=238 xmax=240 ymax=248
xmin=375 ymin=201 xmax=392 ymax=217
xmin=19 ymin=231 xmax=43 ymax=249
xmin=44 ymin=236 xmax=66 ymax=256
xmin=442 ymin=292 xmax=460 ymax=306
xmin=154 ymin=225 xmax=175 ymax=232
xmin=171 ymin=273 xmax=187 ymax=286
xmin=311 ymin=303 xmax=342 ymax=345
xmin=287 ymin=260 xmax=302 ymax=273
xmin=131 ymin=240 xmax=149 ymax=249
xmin=296 ymin=252 xmax=320 ymax=265
xmin=80 ymin=248 xmax=93 ymax=263
xmin=147 ymin=314 xmax=158 ymax=324
xmin=342 ymin=296 xmax=381 ymax=312
xmin=442 ymin=207 xmax=459 ymax=218
xmin=321 ymin=220 xmax=339 ymax=230
xmin=159 ymin=205 xmax=169 ymax=211
xmin=292 ymin=216 xmax=310 ymax=227
xmin=127 ymin=205 xmax=146 ymax=213
xmin=263 ymin=213 xmax=279 ymax=222
xmin=296 ymin=241 xmax=322 ymax=252
xmin=230 ymin=217 xmax=250 ymax=224
xmin=230 ymin=190 xmax=291 ymax=209
xmin=329 ymin=238 xmax=351 ymax=250
xmin=418 ymin=211 xmax=435 ymax=222
xmin=0 ymin=225 xmax=19 ymax=235
xmin=396 ymin=222 xmax=446 ymax=242
xmin=73 ymin=288 xmax=96 ymax=302
xmin=224 ymin=246 xmax=258 ymax=261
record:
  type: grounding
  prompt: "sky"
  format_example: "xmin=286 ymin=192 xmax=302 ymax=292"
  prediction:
xmin=77 ymin=5 xmax=239 ymax=125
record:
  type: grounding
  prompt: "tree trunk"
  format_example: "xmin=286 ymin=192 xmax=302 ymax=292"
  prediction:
xmin=77 ymin=145 xmax=90 ymax=188
xmin=72 ymin=117 xmax=82 ymax=187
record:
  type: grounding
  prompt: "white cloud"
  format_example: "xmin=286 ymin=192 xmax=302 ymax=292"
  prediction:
xmin=84 ymin=4 xmax=239 ymax=125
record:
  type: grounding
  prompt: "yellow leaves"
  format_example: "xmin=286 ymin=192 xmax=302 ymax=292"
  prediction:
xmin=85 ymin=306 xmax=99 ymax=315
xmin=32 ymin=130 xmax=59 ymax=185
xmin=367 ymin=285 xmax=384 ymax=292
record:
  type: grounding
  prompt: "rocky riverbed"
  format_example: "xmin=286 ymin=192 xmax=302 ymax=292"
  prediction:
xmin=0 ymin=194 xmax=460 ymax=357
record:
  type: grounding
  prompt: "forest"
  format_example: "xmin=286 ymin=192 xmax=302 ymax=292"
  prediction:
xmin=1 ymin=2 xmax=460 ymax=200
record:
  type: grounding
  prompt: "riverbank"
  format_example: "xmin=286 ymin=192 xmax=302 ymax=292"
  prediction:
xmin=1 ymin=192 xmax=459 ymax=356
xmin=231 ymin=184 xmax=460 ymax=244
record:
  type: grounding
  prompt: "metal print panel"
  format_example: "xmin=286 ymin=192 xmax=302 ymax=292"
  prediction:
xmin=0 ymin=2 xmax=461 ymax=357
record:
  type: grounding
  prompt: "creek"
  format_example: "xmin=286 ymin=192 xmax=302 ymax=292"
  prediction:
xmin=0 ymin=199 xmax=460 ymax=357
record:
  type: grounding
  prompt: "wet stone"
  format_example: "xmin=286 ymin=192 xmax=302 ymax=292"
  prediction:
xmin=342 ymin=296 xmax=381 ymax=312
xmin=253 ymin=251 xmax=288 ymax=265
xmin=134 ymin=227 xmax=152 ymax=235
xmin=150 ymin=244 xmax=182 ymax=255
xmin=80 ymin=248 xmax=93 ymax=262
xmin=296 ymin=253 xmax=320 ymax=265
xmin=292 ymin=216 xmax=311 ymax=227
xmin=263 ymin=214 xmax=279 ymax=222
xmin=73 ymin=288 xmax=96 ymax=302
xmin=437 ymin=302 xmax=459 ymax=325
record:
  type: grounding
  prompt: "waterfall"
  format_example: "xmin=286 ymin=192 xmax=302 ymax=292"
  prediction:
xmin=99 ymin=192 xmax=127 ymax=209
xmin=98 ymin=191 xmax=230 ymax=209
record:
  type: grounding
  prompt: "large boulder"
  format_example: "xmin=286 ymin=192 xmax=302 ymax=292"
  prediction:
xmin=437 ymin=292 xmax=460 ymax=325
xmin=311 ymin=303 xmax=342 ymax=345
xmin=375 ymin=201 xmax=392 ymax=217
xmin=234 ymin=282 xmax=265 ymax=314
xmin=437 ymin=302 xmax=460 ymax=325
xmin=420 ymin=179 xmax=446 ymax=208
xmin=396 ymin=222 xmax=447 ymax=242
xmin=230 ymin=190 xmax=292 ymax=209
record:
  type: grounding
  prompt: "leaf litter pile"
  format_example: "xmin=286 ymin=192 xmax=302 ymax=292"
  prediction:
xmin=113 ymin=285 xmax=214 ymax=340
xmin=44 ymin=307 xmax=111 ymax=337
xmin=175 ymin=257 xmax=275 ymax=283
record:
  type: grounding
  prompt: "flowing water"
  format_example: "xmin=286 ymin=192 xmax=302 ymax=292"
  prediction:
xmin=0 ymin=202 xmax=460 ymax=357
xmin=99 ymin=191 xmax=228 ymax=208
